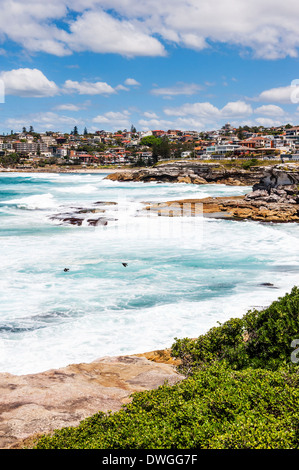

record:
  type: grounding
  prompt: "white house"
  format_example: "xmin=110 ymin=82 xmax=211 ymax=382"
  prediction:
xmin=181 ymin=151 xmax=193 ymax=158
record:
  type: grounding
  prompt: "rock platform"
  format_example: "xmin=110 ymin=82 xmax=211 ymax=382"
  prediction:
xmin=0 ymin=352 xmax=183 ymax=449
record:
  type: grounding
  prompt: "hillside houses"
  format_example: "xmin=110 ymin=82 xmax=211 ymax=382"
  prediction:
xmin=1 ymin=123 xmax=299 ymax=167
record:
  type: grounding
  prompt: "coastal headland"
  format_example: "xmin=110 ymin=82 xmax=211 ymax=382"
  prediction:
xmin=1 ymin=161 xmax=299 ymax=449
xmin=106 ymin=162 xmax=299 ymax=223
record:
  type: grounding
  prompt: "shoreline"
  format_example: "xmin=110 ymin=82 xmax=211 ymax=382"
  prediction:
xmin=0 ymin=347 xmax=183 ymax=449
xmin=1 ymin=162 xmax=298 ymax=447
xmin=0 ymin=167 xmax=124 ymax=174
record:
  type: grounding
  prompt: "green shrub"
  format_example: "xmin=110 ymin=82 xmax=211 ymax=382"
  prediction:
xmin=34 ymin=363 xmax=299 ymax=449
xmin=33 ymin=287 xmax=299 ymax=449
xmin=242 ymin=158 xmax=259 ymax=169
xmin=172 ymin=286 xmax=299 ymax=374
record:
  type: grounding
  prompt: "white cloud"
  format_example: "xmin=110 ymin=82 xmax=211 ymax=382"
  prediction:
xmin=138 ymin=118 xmax=173 ymax=130
xmin=63 ymin=79 xmax=115 ymax=95
xmin=255 ymin=117 xmax=287 ymax=127
xmin=92 ymin=110 xmax=131 ymax=129
xmin=257 ymin=85 xmax=297 ymax=104
xmin=67 ymin=9 xmax=165 ymax=57
xmin=164 ymin=100 xmax=252 ymax=119
xmin=84 ymin=0 xmax=299 ymax=59
xmin=0 ymin=1 xmax=70 ymax=56
xmin=164 ymin=101 xmax=220 ymax=118
xmin=6 ymin=111 xmax=83 ymax=131
xmin=54 ymin=103 xmax=81 ymax=111
xmin=115 ymin=84 xmax=129 ymax=91
xmin=151 ymin=83 xmax=202 ymax=97
xmin=2 ymin=1 xmax=299 ymax=59
xmin=221 ymin=100 xmax=253 ymax=117
xmin=254 ymin=104 xmax=285 ymax=116
xmin=124 ymin=78 xmax=140 ymax=86
xmin=143 ymin=111 xmax=159 ymax=119
xmin=0 ymin=68 xmax=59 ymax=97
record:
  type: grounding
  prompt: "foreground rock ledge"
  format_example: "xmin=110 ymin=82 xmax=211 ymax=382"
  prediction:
xmin=0 ymin=353 xmax=184 ymax=449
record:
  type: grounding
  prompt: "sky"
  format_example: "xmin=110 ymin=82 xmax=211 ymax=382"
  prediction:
xmin=1 ymin=0 xmax=299 ymax=134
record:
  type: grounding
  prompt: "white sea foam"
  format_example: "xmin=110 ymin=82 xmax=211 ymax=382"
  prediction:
xmin=1 ymin=193 xmax=58 ymax=210
xmin=1 ymin=173 xmax=299 ymax=375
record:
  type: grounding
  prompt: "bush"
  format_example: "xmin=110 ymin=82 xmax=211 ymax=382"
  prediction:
xmin=242 ymin=158 xmax=259 ymax=169
xmin=171 ymin=286 xmax=299 ymax=374
xmin=33 ymin=287 xmax=299 ymax=449
xmin=34 ymin=363 xmax=299 ymax=449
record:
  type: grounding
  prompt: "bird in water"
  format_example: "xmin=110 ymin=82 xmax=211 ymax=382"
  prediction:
xmin=64 ymin=268 xmax=69 ymax=272
xmin=122 ymin=263 xmax=128 ymax=267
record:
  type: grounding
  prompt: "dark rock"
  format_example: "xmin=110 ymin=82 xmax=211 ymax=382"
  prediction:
xmin=94 ymin=201 xmax=118 ymax=205
xmin=87 ymin=217 xmax=117 ymax=226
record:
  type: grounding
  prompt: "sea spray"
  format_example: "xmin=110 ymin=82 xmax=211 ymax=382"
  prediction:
xmin=0 ymin=172 xmax=299 ymax=375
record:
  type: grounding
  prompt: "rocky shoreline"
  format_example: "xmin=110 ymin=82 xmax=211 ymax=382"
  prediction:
xmin=0 ymin=350 xmax=183 ymax=449
xmin=2 ymin=162 xmax=299 ymax=449
xmin=105 ymin=161 xmax=263 ymax=186
xmin=107 ymin=162 xmax=299 ymax=223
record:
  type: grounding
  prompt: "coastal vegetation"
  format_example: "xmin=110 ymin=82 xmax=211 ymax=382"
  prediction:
xmin=34 ymin=287 xmax=299 ymax=449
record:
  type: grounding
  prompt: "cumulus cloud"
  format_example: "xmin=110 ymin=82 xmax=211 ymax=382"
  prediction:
xmin=92 ymin=110 xmax=131 ymax=129
xmin=255 ymin=116 xmax=287 ymax=127
xmin=62 ymin=79 xmax=116 ymax=95
xmin=115 ymin=84 xmax=130 ymax=91
xmin=162 ymin=99 xmax=254 ymax=129
xmin=0 ymin=68 xmax=59 ymax=97
xmin=67 ymin=9 xmax=165 ymax=57
xmin=124 ymin=78 xmax=141 ymax=86
xmin=221 ymin=100 xmax=253 ymax=117
xmin=164 ymin=101 xmax=220 ymax=117
xmin=143 ymin=111 xmax=159 ymax=119
xmin=258 ymin=85 xmax=292 ymax=103
xmin=1 ymin=1 xmax=299 ymax=59
xmin=6 ymin=111 xmax=83 ymax=131
xmin=163 ymin=100 xmax=253 ymax=119
xmin=138 ymin=118 xmax=173 ymax=130
xmin=254 ymin=104 xmax=285 ymax=115
xmin=257 ymin=84 xmax=299 ymax=104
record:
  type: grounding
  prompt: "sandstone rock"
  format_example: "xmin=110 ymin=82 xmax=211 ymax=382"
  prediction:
xmin=177 ymin=176 xmax=192 ymax=184
xmin=104 ymin=162 xmax=261 ymax=186
xmin=0 ymin=354 xmax=184 ymax=449
xmin=191 ymin=176 xmax=208 ymax=184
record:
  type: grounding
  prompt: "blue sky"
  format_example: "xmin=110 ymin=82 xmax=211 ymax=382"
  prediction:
xmin=1 ymin=0 xmax=299 ymax=134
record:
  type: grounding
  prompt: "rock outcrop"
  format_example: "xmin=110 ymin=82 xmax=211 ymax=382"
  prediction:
xmin=105 ymin=161 xmax=262 ymax=186
xmin=48 ymin=202 xmax=118 ymax=227
xmin=144 ymin=165 xmax=299 ymax=223
xmin=0 ymin=353 xmax=184 ymax=449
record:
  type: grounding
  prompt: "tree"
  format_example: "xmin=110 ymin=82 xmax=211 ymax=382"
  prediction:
xmin=140 ymin=135 xmax=161 ymax=147
xmin=157 ymin=135 xmax=171 ymax=160
xmin=131 ymin=124 xmax=137 ymax=134
xmin=72 ymin=126 xmax=78 ymax=135
xmin=84 ymin=127 xmax=88 ymax=135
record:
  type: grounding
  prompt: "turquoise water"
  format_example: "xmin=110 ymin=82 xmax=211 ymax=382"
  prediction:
xmin=1 ymin=171 xmax=299 ymax=375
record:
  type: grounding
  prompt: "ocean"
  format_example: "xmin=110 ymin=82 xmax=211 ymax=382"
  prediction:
xmin=1 ymin=171 xmax=299 ymax=375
